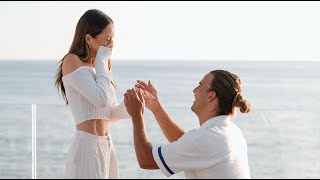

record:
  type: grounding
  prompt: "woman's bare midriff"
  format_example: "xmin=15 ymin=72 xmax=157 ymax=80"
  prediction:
xmin=76 ymin=119 xmax=110 ymax=136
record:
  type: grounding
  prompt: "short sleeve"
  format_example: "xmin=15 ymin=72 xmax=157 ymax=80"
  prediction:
xmin=152 ymin=129 xmax=231 ymax=177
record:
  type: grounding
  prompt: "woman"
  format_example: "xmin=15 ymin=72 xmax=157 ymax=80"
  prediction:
xmin=54 ymin=9 xmax=130 ymax=179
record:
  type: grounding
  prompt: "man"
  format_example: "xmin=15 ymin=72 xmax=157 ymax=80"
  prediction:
xmin=124 ymin=70 xmax=251 ymax=179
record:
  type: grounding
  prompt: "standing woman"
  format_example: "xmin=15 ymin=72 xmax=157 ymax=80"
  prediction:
xmin=54 ymin=9 xmax=130 ymax=179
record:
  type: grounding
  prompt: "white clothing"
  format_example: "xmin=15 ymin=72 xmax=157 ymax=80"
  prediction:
xmin=62 ymin=46 xmax=130 ymax=179
xmin=65 ymin=130 xmax=118 ymax=179
xmin=62 ymin=46 xmax=130 ymax=125
xmin=152 ymin=115 xmax=251 ymax=179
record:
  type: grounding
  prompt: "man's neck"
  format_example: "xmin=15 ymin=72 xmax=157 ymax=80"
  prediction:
xmin=198 ymin=111 xmax=219 ymax=126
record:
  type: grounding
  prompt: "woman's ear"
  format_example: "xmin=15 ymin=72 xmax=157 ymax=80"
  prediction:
xmin=85 ymin=34 xmax=92 ymax=47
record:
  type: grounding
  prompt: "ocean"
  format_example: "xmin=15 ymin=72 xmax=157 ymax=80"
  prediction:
xmin=0 ymin=60 xmax=319 ymax=178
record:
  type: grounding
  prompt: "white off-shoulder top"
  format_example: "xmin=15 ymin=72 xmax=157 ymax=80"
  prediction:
xmin=62 ymin=46 xmax=130 ymax=125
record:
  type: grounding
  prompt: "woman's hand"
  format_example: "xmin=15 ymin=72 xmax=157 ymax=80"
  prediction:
xmin=106 ymin=39 xmax=114 ymax=50
xmin=124 ymin=88 xmax=145 ymax=118
xmin=97 ymin=45 xmax=112 ymax=58
xmin=135 ymin=80 xmax=160 ymax=112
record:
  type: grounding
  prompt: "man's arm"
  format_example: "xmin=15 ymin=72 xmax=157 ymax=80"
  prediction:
xmin=150 ymin=101 xmax=185 ymax=143
xmin=132 ymin=113 xmax=159 ymax=169
xmin=136 ymin=80 xmax=185 ymax=142
xmin=124 ymin=88 xmax=159 ymax=169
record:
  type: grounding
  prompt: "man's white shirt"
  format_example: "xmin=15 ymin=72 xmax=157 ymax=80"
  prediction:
xmin=152 ymin=115 xmax=251 ymax=179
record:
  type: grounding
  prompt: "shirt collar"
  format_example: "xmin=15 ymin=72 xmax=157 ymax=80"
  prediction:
xmin=200 ymin=115 xmax=231 ymax=129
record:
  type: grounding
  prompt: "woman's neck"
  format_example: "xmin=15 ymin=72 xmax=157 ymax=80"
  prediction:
xmin=86 ymin=56 xmax=95 ymax=67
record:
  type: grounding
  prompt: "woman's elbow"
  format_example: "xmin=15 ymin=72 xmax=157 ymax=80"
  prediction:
xmin=95 ymin=101 xmax=108 ymax=108
xmin=94 ymin=95 xmax=115 ymax=108
xmin=95 ymin=91 xmax=110 ymax=108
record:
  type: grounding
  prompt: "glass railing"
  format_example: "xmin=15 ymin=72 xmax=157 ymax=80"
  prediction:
xmin=0 ymin=104 xmax=32 ymax=179
xmin=0 ymin=104 xmax=320 ymax=179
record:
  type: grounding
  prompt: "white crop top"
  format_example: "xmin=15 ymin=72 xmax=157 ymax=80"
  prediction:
xmin=62 ymin=46 xmax=130 ymax=125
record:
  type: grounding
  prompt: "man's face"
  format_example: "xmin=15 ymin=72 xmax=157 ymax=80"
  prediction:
xmin=191 ymin=73 xmax=214 ymax=113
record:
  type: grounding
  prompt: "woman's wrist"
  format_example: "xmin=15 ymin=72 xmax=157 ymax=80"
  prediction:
xmin=95 ymin=46 xmax=112 ymax=77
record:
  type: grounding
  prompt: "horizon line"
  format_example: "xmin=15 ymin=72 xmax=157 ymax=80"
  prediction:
xmin=0 ymin=59 xmax=320 ymax=62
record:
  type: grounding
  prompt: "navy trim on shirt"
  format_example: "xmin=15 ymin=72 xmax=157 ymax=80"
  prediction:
xmin=158 ymin=146 xmax=174 ymax=175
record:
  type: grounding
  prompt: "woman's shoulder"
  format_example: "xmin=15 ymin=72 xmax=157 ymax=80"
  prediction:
xmin=62 ymin=54 xmax=87 ymax=77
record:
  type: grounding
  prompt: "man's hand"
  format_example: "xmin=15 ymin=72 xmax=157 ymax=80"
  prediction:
xmin=124 ymin=88 xmax=145 ymax=119
xmin=135 ymin=80 xmax=159 ymax=112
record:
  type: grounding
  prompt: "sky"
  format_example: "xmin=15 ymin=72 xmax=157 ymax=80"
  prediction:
xmin=1 ymin=1 xmax=320 ymax=61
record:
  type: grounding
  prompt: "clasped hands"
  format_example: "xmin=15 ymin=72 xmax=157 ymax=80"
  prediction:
xmin=124 ymin=80 xmax=158 ymax=119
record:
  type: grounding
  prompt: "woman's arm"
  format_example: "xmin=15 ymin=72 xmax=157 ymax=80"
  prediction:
xmin=110 ymin=101 xmax=131 ymax=121
xmin=62 ymin=46 xmax=113 ymax=108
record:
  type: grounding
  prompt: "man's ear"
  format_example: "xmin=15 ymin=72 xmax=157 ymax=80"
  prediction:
xmin=208 ymin=91 xmax=216 ymax=102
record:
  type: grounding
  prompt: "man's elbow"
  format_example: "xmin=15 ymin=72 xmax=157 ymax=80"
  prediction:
xmin=137 ymin=155 xmax=159 ymax=170
xmin=138 ymin=161 xmax=149 ymax=169
xmin=138 ymin=161 xmax=157 ymax=169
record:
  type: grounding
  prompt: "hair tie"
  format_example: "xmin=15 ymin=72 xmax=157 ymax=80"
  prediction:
xmin=232 ymin=92 xmax=240 ymax=107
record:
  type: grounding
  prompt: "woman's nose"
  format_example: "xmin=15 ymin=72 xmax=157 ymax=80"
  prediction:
xmin=109 ymin=41 xmax=114 ymax=48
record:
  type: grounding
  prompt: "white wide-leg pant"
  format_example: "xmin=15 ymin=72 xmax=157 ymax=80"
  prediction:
xmin=65 ymin=130 xmax=118 ymax=179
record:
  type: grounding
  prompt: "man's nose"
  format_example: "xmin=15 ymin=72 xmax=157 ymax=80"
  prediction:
xmin=193 ymin=87 xmax=196 ymax=93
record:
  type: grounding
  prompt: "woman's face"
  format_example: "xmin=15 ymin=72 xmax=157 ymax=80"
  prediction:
xmin=89 ymin=23 xmax=114 ymax=53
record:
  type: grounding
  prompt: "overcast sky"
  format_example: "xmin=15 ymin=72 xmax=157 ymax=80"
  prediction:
xmin=1 ymin=1 xmax=320 ymax=61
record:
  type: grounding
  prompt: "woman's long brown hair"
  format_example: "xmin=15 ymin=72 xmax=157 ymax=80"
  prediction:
xmin=54 ymin=9 xmax=114 ymax=105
